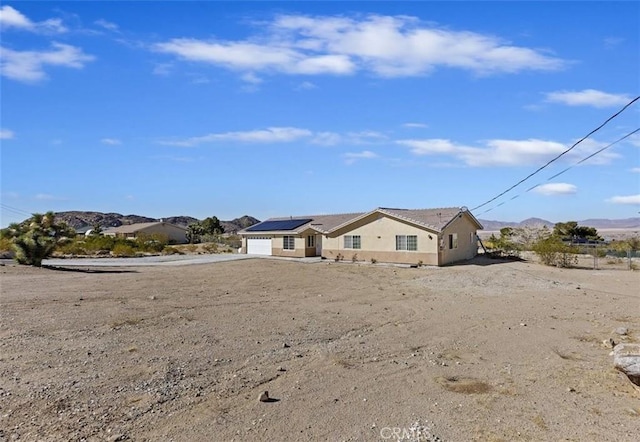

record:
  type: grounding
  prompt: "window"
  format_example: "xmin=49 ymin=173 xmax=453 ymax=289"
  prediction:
xmin=448 ymin=233 xmax=458 ymax=249
xmin=307 ymin=235 xmax=315 ymax=248
xmin=344 ymin=235 xmax=361 ymax=249
xmin=396 ymin=235 xmax=417 ymax=251
xmin=283 ymin=235 xmax=295 ymax=250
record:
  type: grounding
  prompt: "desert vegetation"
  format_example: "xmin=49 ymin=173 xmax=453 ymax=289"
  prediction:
xmin=484 ymin=221 xmax=639 ymax=269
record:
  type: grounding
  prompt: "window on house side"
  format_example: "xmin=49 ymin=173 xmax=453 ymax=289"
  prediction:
xmin=449 ymin=233 xmax=458 ymax=249
xmin=344 ymin=235 xmax=361 ymax=249
xmin=283 ymin=236 xmax=295 ymax=250
xmin=396 ymin=235 xmax=417 ymax=251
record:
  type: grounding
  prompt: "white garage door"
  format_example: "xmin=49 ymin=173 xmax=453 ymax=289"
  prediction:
xmin=247 ymin=237 xmax=272 ymax=255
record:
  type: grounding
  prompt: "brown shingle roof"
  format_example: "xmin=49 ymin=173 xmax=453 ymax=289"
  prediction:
xmin=104 ymin=222 xmax=186 ymax=234
xmin=240 ymin=207 xmax=482 ymax=235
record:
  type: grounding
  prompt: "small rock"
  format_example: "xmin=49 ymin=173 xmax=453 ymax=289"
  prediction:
xmin=283 ymin=343 xmax=290 ymax=348
xmin=148 ymin=296 xmax=156 ymax=300
xmin=520 ymin=323 xmax=527 ymax=327
xmin=602 ymin=338 xmax=616 ymax=349
xmin=613 ymin=343 xmax=640 ymax=388
xmin=277 ymin=367 xmax=286 ymax=372
xmin=614 ymin=327 xmax=628 ymax=336
xmin=258 ymin=391 xmax=270 ymax=402
xmin=567 ymin=387 xmax=576 ymax=393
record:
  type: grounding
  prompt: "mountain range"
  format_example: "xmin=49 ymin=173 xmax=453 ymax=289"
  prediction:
xmin=478 ymin=217 xmax=640 ymax=231
xmin=49 ymin=211 xmax=640 ymax=233
xmin=52 ymin=211 xmax=260 ymax=234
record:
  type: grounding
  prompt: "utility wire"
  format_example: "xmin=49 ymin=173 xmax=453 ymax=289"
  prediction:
xmin=0 ymin=203 xmax=33 ymax=217
xmin=472 ymin=95 xmax=640 ymax=212
xmin=475 ymin=126 xmax=640 ymax=216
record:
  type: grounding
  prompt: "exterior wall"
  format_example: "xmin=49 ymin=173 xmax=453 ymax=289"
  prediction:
xmin=271 ymin=234 xmax=307 ymax=258
xmin=241 ymin=230 xmax=320 ymax=257
xmin=139 ymin=223 xmax=188 ymax=244
xmin=322 ymin=213 xmax=440 ymax=265
xmin=439 ymin=214 xmax=478 ymax=265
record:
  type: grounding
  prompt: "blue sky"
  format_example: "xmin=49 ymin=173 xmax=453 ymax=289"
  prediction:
xmin=1 ymin=1 xmax=639 ymax=227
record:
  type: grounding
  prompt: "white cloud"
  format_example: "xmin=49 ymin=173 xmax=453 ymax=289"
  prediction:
xmin=153 ymin=14 xmax=565 ymax=80
xmin=0 ymin=129 xmax=15 ymax=139
xmin=0 ymin=5 xmax=67 ymax=33
xmin=295 ymin=81 xmax=317 ymax=90
xmin=607 ymin=194 xmax=640 ymax=205
xmin=101 ymin=138 xmax=121 ymax=145
xmin=311 ymin=131 xmax=342 ymax=146
xmin=0 ymin=42 xmax=94 ymax=83
xmin=545 ymin=89 xmax=631 ymax=108
xmin=94 ymin=19 xmax=119 ymax=32
xmin=153 ymin=63 xmax=173 ymax=76
xmin=631 ymin=167 xmax=640 ymax=173
xmin=241 ymin=72 xmax=263 ymax=84
xmin=403 ymin=122 xmax=428 ymax=128
xmin=343 ymin=150 xmax=378 ymax=164
xmin=398 ymin=137 xmax=619 ymax=167
xmin=161 ymin=127 xmax=313 ymax=147
xmin=533 ymin=183 xmax=577 ymax=196
xmin=35 ymin=193 xmax=66 ymax=201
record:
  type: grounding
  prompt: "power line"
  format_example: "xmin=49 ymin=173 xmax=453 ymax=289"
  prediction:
xmin=0 ymin=203 xmax=32 ymax=217
xmin=472 ymin=95 xmax=640 ymax=212
xmin=475 ymin=126 xmax=640 ymax=216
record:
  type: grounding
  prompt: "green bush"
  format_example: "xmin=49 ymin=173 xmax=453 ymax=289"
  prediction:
xmin=112 ymin=243 xmax=136 ymax=257
xmin=135 ymin=233 xmax=167 ymax=253
xmin=532 ymin=237 xmax=578 ymax=268
xmin=56 ymin=241 xmax=87 ymax=255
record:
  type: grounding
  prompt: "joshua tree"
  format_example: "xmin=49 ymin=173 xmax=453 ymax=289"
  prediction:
xmin=3 ymin=212 xmax=75 ymax=266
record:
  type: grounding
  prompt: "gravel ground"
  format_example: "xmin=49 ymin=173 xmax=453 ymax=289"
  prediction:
xmin=1 ymin=256 xmax=638 ymax=441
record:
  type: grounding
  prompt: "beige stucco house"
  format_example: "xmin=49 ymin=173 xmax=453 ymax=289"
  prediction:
xmin=103 ymin=222 xmax=188 ymax=244
xmin=239 ymin=207 xmax=483 ymax=266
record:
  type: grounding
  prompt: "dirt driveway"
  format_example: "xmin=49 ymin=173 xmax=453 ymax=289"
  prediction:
xmin=1 ymin=257 xmax=638 ymax=441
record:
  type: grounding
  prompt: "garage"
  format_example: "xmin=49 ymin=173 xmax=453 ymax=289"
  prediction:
xmin=247 ymin=237 xmax=272 ymax=255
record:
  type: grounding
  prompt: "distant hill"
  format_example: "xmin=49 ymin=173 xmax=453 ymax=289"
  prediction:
xmin=41 ymin=211 xmax=640 ymax=234
xmin=479 ymin=217 xmax=640 ymax=231
xmin=52 ymin=211 xmax=260 ymax=234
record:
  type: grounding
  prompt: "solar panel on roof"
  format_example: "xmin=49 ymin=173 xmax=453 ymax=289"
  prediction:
xmin=246 ymin=218 xmax=312 ymax=232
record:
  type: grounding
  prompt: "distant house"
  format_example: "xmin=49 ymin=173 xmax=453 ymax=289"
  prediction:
xmin=238 ymin=207 xmax=483 ymax=266
xmin=103 ymin=222 xmax=188 ymax=244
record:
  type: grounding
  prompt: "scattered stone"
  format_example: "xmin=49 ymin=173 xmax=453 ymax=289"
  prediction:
xmin=258 ymin=391 xmax=270 ymax=402
xmin=148 ymin=296 xmax=156 ymax=300
xmin=520 ymin=323 xmax=527 ymax=327
xmin=614 ymin=327 xmax=628 ymax=336
xmin=283 ymin=343 xmax=290 ymax=348
xmin=602 ymin=338 xmax=616 ymax=349
xmin=277 ymin=367 xmax=286 ymax=372
xmin=567 ymin=387 xmax=576 ymax=393
xmin=613 ymin=343 xmax=640 ymax=388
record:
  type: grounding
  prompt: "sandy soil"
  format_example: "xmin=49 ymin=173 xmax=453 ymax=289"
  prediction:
xmin=1 ymin=256 xmax=639 ymax=441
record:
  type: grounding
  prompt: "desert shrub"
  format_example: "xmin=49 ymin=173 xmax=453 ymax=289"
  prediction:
xmin=488 ymin=227 xmax=522 ymax=257
xmin=0 ymin=236 xmax=13 ymax=252
xmin=112 ymin=243 xmax=136 ymax=257
xmin=351 ymin=253 xmax=358 ymax=263
xmin=335 ymin=253 xmax=344 ymax=262
xmin=83 ymin=235 xmax=116 ymax=252
xmin=56 ymin=241 xmax=87 ymax=255
xmin=202 ymin=242 xmax=219 ymax=254
xmin=370 ymin=258 xmax=377 ymax=264
xmin=163 ymin=247 xmax=184 ymax=255
xmin=219 ymin=234 xmax=242 ymax=249
xmin=532 ymin=237 xmax=578 ymax=268
xmin=135 ymin=233 xmax=167 ymax=253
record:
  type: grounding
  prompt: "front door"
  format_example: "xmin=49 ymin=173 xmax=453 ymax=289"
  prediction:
xmin=315 ymin=234 xmax=322 ymax=256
